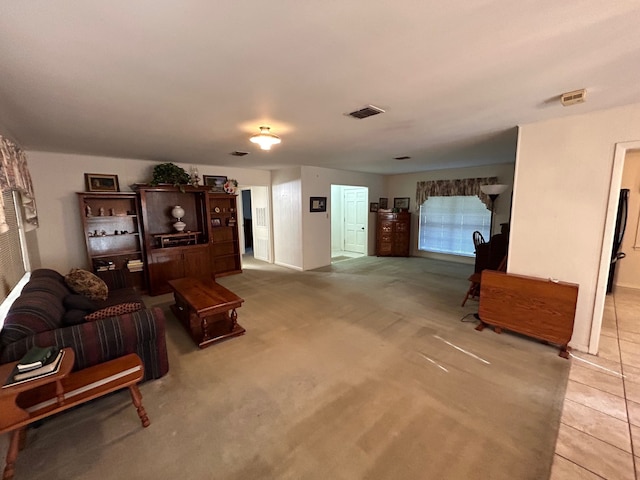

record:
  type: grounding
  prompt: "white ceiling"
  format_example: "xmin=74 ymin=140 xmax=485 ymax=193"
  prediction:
xmin=1 ymin=1 xmax=640 ymax=174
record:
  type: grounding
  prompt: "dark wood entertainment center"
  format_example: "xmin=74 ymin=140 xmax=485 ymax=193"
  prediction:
xmin=78 ymin=186 xmax=242 ymax=296
xmin=136 ymin=185 xmax=242 ymax=295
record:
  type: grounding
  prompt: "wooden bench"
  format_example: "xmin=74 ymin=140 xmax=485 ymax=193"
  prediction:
xmin=0 ymin=350 xmax=149 ymax=480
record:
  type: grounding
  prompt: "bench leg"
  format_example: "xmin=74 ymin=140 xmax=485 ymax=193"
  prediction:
xmin=3 ymin=429 xmax=22 ymax=480
xmin=128 ymin=385 xmax=150 ymax=428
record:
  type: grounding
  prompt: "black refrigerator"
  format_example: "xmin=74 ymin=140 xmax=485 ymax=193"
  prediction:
xmin=607 ymin=188 xmax=630 ymax=293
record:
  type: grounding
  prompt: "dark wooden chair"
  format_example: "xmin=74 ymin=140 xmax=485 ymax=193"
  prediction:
xmin=461 ymin=255 xmax=507 ymax=307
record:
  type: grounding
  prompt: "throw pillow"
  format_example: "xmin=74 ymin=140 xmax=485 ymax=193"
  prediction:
xmin=62 ymin=309 xmax=89 ymax=326
xmin=84 ymin=302 xmax=143 ymax=321
xmin=64 ymin=268 xmax=108 ymax=301
xmin=63 ymin=294 xmax=99 ymax=312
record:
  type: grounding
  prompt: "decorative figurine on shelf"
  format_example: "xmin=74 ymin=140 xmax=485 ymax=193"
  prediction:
xmin=171 ymin=205 xmax=186 ymax=232
xmin=109 ymin=208 xmax=115 ymax=216
xmin=190 ymin=166 xmax=200 ymax=187
xmin=224 ymin=179 xmax=238 ymax=194
xmin=85 ymin=204 xmax=92 ymax=217
xmin=99 ymin=207 xmax=105 ymax=216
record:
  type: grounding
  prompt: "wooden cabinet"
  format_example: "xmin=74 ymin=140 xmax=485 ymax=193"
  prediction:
xmin=148 ymin=245 xmax=210 ymax=295
xmin=137 ymin=185 xmax=212 ymax=295
xmin=77 ymin=192 xmax=146 ymax=292
xmin=208 ymin=193 xmax=242 ymax=276
xmin=375 ymin=210 xmax=411 ymax=256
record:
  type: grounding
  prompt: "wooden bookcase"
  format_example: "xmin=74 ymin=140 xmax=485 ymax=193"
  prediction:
xmin=76 ymin=192 xmax=146 ymax=292
xmin=208 ymin=193 xmax=242 ymax=277
xmin=375 ymin=210 xmax=411 ymax=256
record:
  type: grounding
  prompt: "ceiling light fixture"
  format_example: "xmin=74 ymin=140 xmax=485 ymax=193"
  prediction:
xmin=250 ymin=126 xmax=281 ymax=151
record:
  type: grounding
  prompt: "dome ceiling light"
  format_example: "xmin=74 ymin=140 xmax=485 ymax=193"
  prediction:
xmin=250 ymin=126 xmax=281 ymax=151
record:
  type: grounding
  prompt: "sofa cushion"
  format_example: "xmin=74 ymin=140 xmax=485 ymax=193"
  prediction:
xmin=63 ymin=294 xmax=99 ymax=312
xmin=64 ymin=269 xmax=108 ymax=301
xmin=0 ymin=290 xmax=66 ymax=348
xmin=84 ymin=302 xmax=143 ymax=322
xmin=62 ymin=309 xmax=89 ymax=326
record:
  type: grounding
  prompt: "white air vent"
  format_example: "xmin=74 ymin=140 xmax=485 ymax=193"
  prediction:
xmin=561 ymin=89 xmax=586 ymax=106
xmin=230 ymin=151 xmax=249 ymax=156
xmin=346 ymin=104 xmax=385 ymax=119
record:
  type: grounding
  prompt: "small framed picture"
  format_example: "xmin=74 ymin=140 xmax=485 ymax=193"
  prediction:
xmin=310 ymin=196 xmax=326 ymax=212
xmin=379 ymin=197 xmax=388 ymax=209
xmin=370 ymin=202 xmax=379 ymax=212
xmin=85 ymin=173 xmax=120 ymax=192
xmin=211 ymin=218 xmax=222 ymax=227
xmin=393 ymin=197 xmax=410 ymax=210
xmin=203 ymin=175 xmax=227 ymax=193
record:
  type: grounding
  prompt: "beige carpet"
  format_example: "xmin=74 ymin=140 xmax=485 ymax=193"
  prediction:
xmin=1 ymin=256 xmax=570 ymax=479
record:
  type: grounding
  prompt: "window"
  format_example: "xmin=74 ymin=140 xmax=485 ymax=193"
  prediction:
xmin=0 ymin=190 xmax=38 ymax=327
xmin=418 ymin=195 xmax=490 ymax=256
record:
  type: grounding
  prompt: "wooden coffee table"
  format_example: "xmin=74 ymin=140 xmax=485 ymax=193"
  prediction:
xmin=168 ymin=277 xmax=245 ymax=348
xmin=0 ymin=350 xmax=149 ymax=480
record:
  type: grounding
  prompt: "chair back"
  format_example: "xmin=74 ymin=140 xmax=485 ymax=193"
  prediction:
xmin=472 ymin=231 xmax=486 ymax=251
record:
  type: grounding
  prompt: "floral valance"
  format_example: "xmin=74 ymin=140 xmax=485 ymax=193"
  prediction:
xmin=416 ymin=176 xmax=499 ymax=210
xmin=0 ymin=135 xmax=38 ymax=234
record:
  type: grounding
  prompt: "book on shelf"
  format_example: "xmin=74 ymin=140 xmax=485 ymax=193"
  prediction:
xmin=16 ymin=345 xmax=59 ymax=372
xmin=3 ymin=350 xmax=65 ymax=387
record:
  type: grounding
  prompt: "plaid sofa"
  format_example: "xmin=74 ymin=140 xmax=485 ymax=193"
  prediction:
xmin=0 ymin=269 xmax=169 ymax=381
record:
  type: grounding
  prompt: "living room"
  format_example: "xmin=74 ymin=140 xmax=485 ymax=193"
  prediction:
xmin=2 ymin=2 xmax=640 ymax=479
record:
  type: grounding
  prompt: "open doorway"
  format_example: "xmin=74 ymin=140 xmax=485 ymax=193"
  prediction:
xmin=330 ymin=185 xmax=368 ymax=262
xmin=239 ymin=186 xmax=272 ymax=265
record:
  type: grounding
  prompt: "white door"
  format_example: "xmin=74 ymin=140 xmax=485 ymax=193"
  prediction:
xmin=250 ymin=186 xmax=272 ymax=262
xmin=343 ymin=188 xmax=367 ymax=253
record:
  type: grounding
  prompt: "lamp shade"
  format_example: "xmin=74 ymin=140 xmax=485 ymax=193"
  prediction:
xmin=480 ymin=184 xmax=509 ymax=195
xmin=250 ymin=126 xmax=281 ymax=150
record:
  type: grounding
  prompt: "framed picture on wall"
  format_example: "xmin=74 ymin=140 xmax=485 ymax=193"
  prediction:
xmin=393 ymin=197 xmax=410 ymax=210
xmin=370 ymin=202 xmax=379 ymax=212
xmin=85 ymin=173 xmax=120 ymax=192
xmin=203 ymin=175 xmax=227 ymax=192
xmin=379 ymin=197 xmax=388 ymax=209
xmin=310 ymin=196 xmax=326 ymax=212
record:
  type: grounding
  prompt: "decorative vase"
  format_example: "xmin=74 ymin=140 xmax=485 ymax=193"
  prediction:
xmin=171 ymin=205 xmax=186 ymax=232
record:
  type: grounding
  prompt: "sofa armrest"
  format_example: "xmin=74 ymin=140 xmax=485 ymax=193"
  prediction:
xmin=0 ymin=307 xmax=169 ymax=381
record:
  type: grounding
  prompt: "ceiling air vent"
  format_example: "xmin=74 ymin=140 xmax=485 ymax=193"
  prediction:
xmin=561 ymin=89 xmax=586 ymax=106
xmin=394 ymin=155 xmax=411 ymax=160
xmin=346 ymin=104 xmax=385 ymax=119
xmin=230 ymin=151 xmax=249 ymax=156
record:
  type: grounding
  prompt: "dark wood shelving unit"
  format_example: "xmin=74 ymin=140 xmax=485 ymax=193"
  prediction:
xmin=209 ymin=193 xmax=242 ymax=277
xmin=77 ymin=192 xmax=147 ymax=293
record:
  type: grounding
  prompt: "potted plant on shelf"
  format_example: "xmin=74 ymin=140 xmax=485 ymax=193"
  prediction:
xmin=149 ymin=163 xmax=191 ymax=189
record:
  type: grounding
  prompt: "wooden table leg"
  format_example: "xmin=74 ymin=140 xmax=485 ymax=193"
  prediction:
xmin=229 ymin=308 xmax=238 ymax=332
xmin=3 ymin=429 xmax=22 ymax=480
xmin=128 ymin=385 xmax=150 ymax=428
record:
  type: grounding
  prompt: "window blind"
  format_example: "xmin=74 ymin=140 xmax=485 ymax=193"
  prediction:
xmin=0 ymin=191 xmax=28 ymax=303
xmin=418 ymin=195 xmax=490 ymax=256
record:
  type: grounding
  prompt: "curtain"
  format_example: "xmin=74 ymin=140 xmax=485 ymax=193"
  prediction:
xmin=415 ymin=176 xmax=499 ymax=210
xmin=0 ymin=135 xmax=38 ymax=233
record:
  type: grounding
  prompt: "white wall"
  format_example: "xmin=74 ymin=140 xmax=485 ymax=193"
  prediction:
xmin=272 ymin=167 xmax=303 ymax=270
xmin=615 ymin=149 xmax=640 ymax=289
xmin=27 ymin=151 xmax=270 ymax=273
xmin=511 ymin=102 xmax=640 ymax=353
xmin=386 ymin=163 xmax=515 ymax=263
xmin=301 ymin=166 xmax=384 ymax=270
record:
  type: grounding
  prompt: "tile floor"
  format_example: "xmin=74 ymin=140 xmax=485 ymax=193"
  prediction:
xmin=550 ymin=286 xmax=640 ymax=479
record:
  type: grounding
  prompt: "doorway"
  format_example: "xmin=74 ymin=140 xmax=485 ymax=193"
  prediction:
xmin=330 ymin=185 xmax=368 ymax=262
xmin=591 ymin=142 xmax=640 ymax=352
xmin=239 ymin=186 xmax=272 ymax=264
